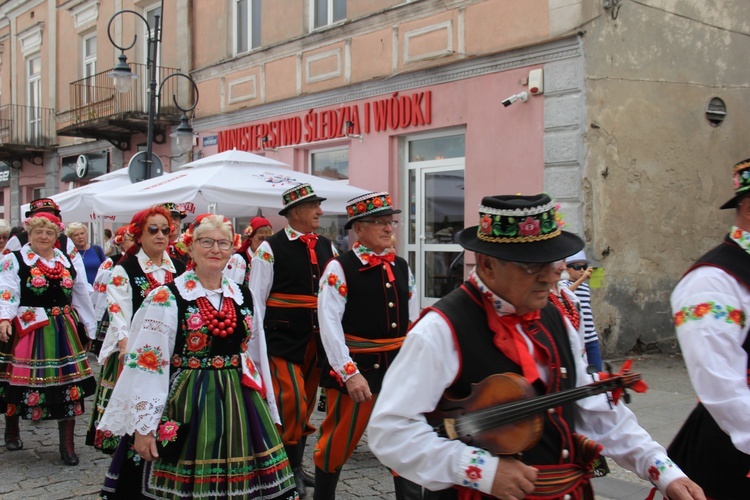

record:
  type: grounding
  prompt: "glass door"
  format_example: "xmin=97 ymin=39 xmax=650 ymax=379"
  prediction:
xmin=403 ymin=132 xmax=465 ymax=307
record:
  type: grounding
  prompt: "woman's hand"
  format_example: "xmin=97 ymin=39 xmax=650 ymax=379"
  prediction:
xmin=117 ymin=338 xmax=128 ymax=364
xmin=134 ymin=431 xmax=159 ymax=461
xmin=0 ymin=319 xmax=12 ymax=343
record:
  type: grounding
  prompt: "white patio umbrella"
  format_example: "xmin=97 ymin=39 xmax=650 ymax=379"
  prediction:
xmin=90 ymin=159 xmax=369 ymax=221
xmin=182 ymin=148 xmax=288 ymax=168
xmin=21 ymin=168 xmax=133 ymax=223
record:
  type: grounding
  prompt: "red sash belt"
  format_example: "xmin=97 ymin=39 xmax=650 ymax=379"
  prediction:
xmin=267 ymin=292 xmax=318 ymax=308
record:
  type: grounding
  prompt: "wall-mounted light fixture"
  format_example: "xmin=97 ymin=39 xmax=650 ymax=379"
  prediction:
xmin=344 ymin=121 xmax=363 ymax=141
xmin=261 ymin=135 xmax=278 ymax=153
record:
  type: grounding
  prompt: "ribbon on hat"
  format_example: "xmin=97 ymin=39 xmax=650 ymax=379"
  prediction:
xmin=359 ymin=253 xmax=396 ymax=282
xmin=299 ymin=234 xmax=319 ymax=265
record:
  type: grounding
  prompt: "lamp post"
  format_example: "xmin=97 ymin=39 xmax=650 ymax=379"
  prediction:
xmin=106 ymin=4 xmax=199 ymax=181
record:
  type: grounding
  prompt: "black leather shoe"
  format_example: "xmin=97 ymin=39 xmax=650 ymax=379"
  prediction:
xmin=4 ymin=436 xmax=23 ymax=451
xmin=58 ymin=419 xmax=80 ymax=466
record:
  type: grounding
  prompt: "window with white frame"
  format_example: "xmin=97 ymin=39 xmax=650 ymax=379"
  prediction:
xmin=312 ymin=0 xmax=346 ymax=30
xmin=26 ymin=56 xmax=41 ymax=142
xmin=83 ymin=34 xmax=96 ymax=105
xmin=235 ymin=0 xmax=261 ymax=55
xmin=311 ymin=147 xmax=349 ymax=181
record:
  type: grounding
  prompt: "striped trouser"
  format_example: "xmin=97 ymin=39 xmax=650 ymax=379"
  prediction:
xmin=269 ymin=341 xmax=321 ymax=446
xmin=313 ymin=388 xmax=377 ymax=472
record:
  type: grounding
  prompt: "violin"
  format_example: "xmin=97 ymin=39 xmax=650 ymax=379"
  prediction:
xmin=426 ymin=369 xmax=643 ymax=456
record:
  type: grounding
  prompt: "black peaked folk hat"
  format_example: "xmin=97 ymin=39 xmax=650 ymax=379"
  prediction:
xmin=344 ymin=192 xmax=401 ymax=230
xmin=279 ymin=183 xmax=327 ymax=216
xmin=26 ymin=198 xmax=61 ymax=218
xmin=458 ymin=193 xmax=584 ymax=263
xmin=720 ymin=158 xmax=750 ymax=210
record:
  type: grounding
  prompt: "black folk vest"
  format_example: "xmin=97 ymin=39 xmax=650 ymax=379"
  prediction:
xmin=319 ymin=250 xmax=410 ymax=394
xmin=264 ymin=230 xmax=335 ymax=364
xmin=431 ymin=282 xmax=579 ymax=468
xmin=118 ymin=255 xmax=186 ymax=319
xmin=16 ymin=251 xmax=77 ymax=308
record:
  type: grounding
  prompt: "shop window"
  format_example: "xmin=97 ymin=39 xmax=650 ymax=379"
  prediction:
xmin=408 ymin=134 xmax=465 ymax=162
xmin=311 ymin=147 xmax=349 ymax=181
xmin=312 ymin=0 xmax=346 ymax=30
xmin=235 ymin=0 xmax=261 ymax=55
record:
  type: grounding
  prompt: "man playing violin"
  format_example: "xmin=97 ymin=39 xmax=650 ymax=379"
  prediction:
xmin=368 ymin=194 xmax=705 ymax=500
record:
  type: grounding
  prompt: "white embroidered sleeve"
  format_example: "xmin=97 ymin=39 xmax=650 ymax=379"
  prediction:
xmin=98 ymin=286 xmax=178 ymax=436
xmin=318 ymin=260 xmax=356 ymax=381
xmin=249 ymin=241 xmax=274 ymax=324
xmin=0 ymin=253 xmax=21 ymax=320
xmin=92 ymin=260 xmax=113 ymax=319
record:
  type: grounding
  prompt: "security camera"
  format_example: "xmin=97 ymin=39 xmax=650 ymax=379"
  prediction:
xmin=501 ymin=91 xmax=529 ymax=107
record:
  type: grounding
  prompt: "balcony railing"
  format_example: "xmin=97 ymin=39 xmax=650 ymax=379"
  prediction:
xmin=69 ymin=63 xmax=183 ymax=124
xmin=0 ymin=104 xmax=55 ymax=148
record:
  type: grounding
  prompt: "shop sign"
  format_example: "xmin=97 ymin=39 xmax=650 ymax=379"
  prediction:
xmin=218 ymin=90 xmax=432 ymax=152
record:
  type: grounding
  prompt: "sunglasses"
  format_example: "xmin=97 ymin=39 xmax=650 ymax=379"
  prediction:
xmin=568 ymin=263 xmax=588 ymax=271
xmin=147 ymin=224 xmax=171 ymax=236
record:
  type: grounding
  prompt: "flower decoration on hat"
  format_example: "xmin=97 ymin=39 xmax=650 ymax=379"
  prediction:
xmin=26 ymin=198 xmax=61 ymax=217
xmin=721 ymin=158 xmax=750 ymax=209
xmin=244 ymin=217 xmax=272 ymax=238
xmin=183 ymin=214 xmax=239 ymax=250
xmin=112 ymin=226 xmax=132 ymax=246
xmin=161 ymin=202 xmax=187 ymax=220
xmin=477 ymin=198 xmax=561 ymax=243
xmin=344 ymin=192 xmax=401 ymax=229
xmin=279 ymin=183 xmax=327 ymax=215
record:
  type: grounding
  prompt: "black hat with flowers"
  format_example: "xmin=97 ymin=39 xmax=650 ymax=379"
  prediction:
xmin=279 ymin=183 xmax=327 ymax=216
xmin=720 ymin=158 xmax=750 ymax=209
xmin=161 ymin=202 xmax=187 ymax=220
xmin=26 ymin=197 xmax=61 ymax=218
xmin=458 ymin=193 xmax=583 ymax=263
xmin=344 ymin=192 xmax=401 ymax=229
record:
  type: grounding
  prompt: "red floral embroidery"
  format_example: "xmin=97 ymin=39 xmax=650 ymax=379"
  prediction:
xmin=136 ymin=350 xmax=161 ymax=371
xmin=26 ymin=391 xmax=40 ymax=406
xmin=157 ymin=420 xmax=180 ymax=444
xmin=30 ymin=267 xmax=43 ymax=277
xmin=338 ymin=284 xmax=347 ymax=297
xmin=480 ymin=214 xmax=493 ymax=235
xmin=373 ymin=197 xmax=383 ymax=207
xmin=465 ymin=466 xmax=482 ymax=481
xmin=112 ymin=275 xmax=124 ymax=287
xmin=184 ymin=279 xmax=197 ymax=290
xmin=327 ymin=274 xmax=338 ymax=286
xmin=30 ymin=407 xmax=43 ymax=421
xmin=347 ymin=206 xmax=355 ymax=216
xmin=673 ymin=311 xmax=685 ymax=326
xmin=212 ymin=356 xmax=225 ymax=369
xmin=729 ymin=309 xmax=744 ymax=325
xmin=73 ymin=402 xmax=83 ymax=416
xmin=356 ymin=202 xmax=367 ymax=213
xmin=693 ymin=303 xmax=711 ymax=318
xmin=518 ymin=216 xmax=541 ymax=237
xmin=19 ymin=309 xmax=37 ymax=324
xmin=343 ymin=362 xmax=357 ymax=375
xmin=386 ymin=195 xmax=392 ymax=206
xmin=109 ymin=303 xmax=121 ymax=314
xmin=69 ymin=386 xmax=80 ymax=401
xmin=648 ymin=466 xmax=660 ymax=481
xmin=732 ymin=228 xmax=743 ymax=240
xmin=152 ymin=289 xmax=170 ymax=303
xmin=0 ymin=291 xmax=10 ymax=301
xmin=5 ymin=404 xmax=16 ymax=416
xmin=186 ymin=331 xmax=208 ymax=352
xmin=98 ymin=284 xmax=107 ymax=293
xmin=299 ymin=187 xmax=308 ymax=197
xmin=188 ymin=358 xmax=201 ymax=369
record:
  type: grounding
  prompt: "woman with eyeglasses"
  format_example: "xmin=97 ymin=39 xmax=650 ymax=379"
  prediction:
xmin=85 ymin=206 xmax=186 ymax=458
xmin=98 ymin=214 xmax=298 ymax=499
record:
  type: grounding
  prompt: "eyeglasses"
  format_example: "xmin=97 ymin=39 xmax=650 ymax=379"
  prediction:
xmin=509 ymin=261 xmax=555 ymax=275
xmin=360 ymin=219 xmax=399 ymax=228
xmin=568 ymin=263 xmax=588 ymax=271
xmin=196 ymin=237 xmax=233 ymax=251
xmin=147 ymin=225 xmax=171 ymax=236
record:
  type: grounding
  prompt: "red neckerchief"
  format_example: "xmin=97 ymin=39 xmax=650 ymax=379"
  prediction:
xmin=360 ymin=253 xmax=396 ymax=282
xmin=298 ymin=234 xmax=319 ymax=264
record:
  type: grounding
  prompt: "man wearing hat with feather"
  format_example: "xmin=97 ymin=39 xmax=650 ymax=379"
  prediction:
xmin=668 ymin=158 xmax=750 ymax=498
xmin=368 ymin=193 xmax=704 ymax=500
xmin=249 ymin=183 xmax=338 ymax=498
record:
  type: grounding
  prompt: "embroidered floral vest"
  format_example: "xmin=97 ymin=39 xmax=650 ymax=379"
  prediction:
xmin=15 ymin=251 xmax=77 ymax=308
xmin=166 ymin=282 xmax=254 ymax=371
xmin=318 ymin=250 xmax=410 ymax=394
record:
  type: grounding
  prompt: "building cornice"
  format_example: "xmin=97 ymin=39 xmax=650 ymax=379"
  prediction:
xmin=1 ymin=0 xmax=45 ymax=22
xmin=192 ymin=36 xmax=581 ymax=132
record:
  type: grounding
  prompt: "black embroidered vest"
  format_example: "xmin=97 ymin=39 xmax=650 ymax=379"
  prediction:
xmin=319 ymin=250 xmax=410 ymax=394
xmin=264 ymin=230 xmax=335 ymax=364
xmin=431 ymin=282 xmax=579 ymax=467
xmin=118 ymin=255 xmax=185 ymax=318
xmin=16 ymin=251 xmax=76 ymax=308
xmin=166 ymin=282 xmax=252 ymax=371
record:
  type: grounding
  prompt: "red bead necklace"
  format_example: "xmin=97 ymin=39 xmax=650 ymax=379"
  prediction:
xmin=35 ymin=259 xmax=65 ymax=280
xmin=145 ymin=271 xmax=173 ymax=294
xmin=196 ymin=295 xmax=237 ymax=337
xmin=549 ymin=292 xmax=580 ymax=331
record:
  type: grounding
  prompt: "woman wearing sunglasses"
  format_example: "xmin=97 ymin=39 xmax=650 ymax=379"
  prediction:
xmin=98 ymin=214 xmax=297 ymax=499
xmin=85 ymin=206 xmax=186 ymax=459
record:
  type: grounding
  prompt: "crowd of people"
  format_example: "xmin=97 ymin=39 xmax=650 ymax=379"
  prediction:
xmin=0 ymin=157 xmax=747 ymax=500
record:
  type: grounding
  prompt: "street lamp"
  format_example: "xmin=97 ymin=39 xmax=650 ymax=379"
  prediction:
xmin=106 ymin=5 xmax=199 ymax=180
